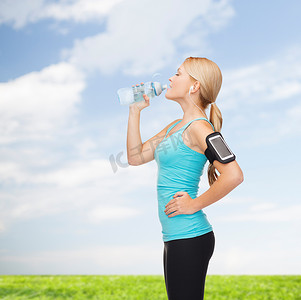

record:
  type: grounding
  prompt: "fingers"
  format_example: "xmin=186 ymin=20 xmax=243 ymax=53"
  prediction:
xmin=165 ymin=193 xmax=187 ymax=217
xmin=173 ymin=191 xmax=186 ymax=198
xmin=165 ymin=199 xmax=176 ymax=209
xmin=143 ymin=94 xmax=149 ymax=101
xmin=168 ymin=211 xmax=179 ymax=218
xmin=133 ymin=82 xmax=149 ymax=103
xmin=165 ymin=208 xmax=177 ymax=217
xmin=164 ymin=204 xmax=177 ymax=215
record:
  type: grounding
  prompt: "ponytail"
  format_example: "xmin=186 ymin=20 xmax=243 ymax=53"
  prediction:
xmin=208 ymin=103 xmax=222 ymax=186
xmin=183 ymin=57 xmax=223 ymax=186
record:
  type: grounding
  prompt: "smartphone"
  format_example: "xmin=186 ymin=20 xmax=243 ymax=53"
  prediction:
xmin=206 ymin=132 xmax=235 ymax=163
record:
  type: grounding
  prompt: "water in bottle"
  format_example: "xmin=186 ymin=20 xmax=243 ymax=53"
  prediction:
xmin=117 ymin=82 xmax=167 ymax=105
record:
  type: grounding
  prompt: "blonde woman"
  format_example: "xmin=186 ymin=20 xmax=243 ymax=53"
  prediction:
xmin=127 ymin=57 xmax=244 ymax=299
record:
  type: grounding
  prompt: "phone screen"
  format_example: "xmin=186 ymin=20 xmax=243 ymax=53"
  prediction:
xmin=210 ymin=136 xmax=233 ymax=159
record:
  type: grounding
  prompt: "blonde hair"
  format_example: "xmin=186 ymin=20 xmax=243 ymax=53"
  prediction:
xmin=183 ymin=57 xmax=223 ymax=186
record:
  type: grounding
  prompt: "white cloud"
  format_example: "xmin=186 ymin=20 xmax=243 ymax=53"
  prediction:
xmin=1 ymin=234 xmax=300 ymax=275
xmin=214 ymin=45 xmax=301 ymax=148
xmin=0 ymin=221 xmax=4 ymax=232
xmin=279 ymin=101 xmax=301 ymax=136
xmin=250 ymin=202 xmax=277 ymax=212
xmin=0 ymin=162 xmax=27 ymax=185
xmin=87 ymin=205 xmax=141 ymax=223
xmin=64 ymin=0 xmax=235 ymax=75
xmin=0 ymin=154 xmax=155 ymax=188
xmin=0 ymin=62 xmax=85 ymax=143
xmin=220 ymin=46 xmax=301 ymax=110
xmin=210 ymin=245 xmax=301 ymax=275
xmin=0 ymin=0 xmax=43 ymax=29
xmin=35 ymin=159 xmax=112 ymax=187
xmin=0 ymin=244 xmax=163 ymax=274
xmin=42 ymin=0 xmax=124 ymax=23
xmin=217 ymin=204 xmax=301 ymax=223
xmin=0 ymin=157 xmax=157 ymax=229
xmin=0 ymin=0 xmax=124 ymax=29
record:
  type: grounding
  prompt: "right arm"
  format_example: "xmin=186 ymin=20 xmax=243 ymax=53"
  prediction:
xmin=127 ymin=94 xmax=180 ymax=166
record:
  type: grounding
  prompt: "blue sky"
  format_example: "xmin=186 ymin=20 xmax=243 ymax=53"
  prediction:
xmin=0 ymin=0 xmax=300 ymax=275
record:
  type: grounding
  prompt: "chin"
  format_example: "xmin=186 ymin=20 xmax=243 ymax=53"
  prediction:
xmin=165 ymin=91 xmax=179 ymax=102
xmin=165 ymin=89 xmax=174 ymax=100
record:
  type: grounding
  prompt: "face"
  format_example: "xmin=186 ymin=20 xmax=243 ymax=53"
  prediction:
xmin=165 ymin=63 xmax=194 ymax=101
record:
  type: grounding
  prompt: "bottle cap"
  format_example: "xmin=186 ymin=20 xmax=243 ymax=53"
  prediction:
xmin=152 ymin=82 xmax=167 ymax=96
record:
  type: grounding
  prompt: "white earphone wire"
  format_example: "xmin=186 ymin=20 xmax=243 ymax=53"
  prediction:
xmin=189 ymin=87 xmax=207 ymax=119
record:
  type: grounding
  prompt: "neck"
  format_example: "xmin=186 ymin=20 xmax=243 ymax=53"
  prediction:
xmin=178 ymin=96 xmax=208 ymax=122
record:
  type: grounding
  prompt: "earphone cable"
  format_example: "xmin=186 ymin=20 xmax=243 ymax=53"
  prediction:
xmin=188 ymin=89 xmax=208 ymax=119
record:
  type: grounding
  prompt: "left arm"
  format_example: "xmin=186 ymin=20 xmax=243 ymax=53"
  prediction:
xmin=164 ymin=123 xmax=244 ymax=217
xmin=192 ymin=159 xmax=243 ymax=211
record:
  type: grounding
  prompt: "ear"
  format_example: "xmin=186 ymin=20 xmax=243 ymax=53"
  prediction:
xmin=190 ymin=81 xmax=201 ymax=93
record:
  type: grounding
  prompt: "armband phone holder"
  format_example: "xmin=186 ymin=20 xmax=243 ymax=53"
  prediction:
xmin=204 ymin=132 xmax=236 ymax=164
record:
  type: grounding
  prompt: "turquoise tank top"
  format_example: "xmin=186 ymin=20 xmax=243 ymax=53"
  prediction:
xmin=154 ymin=117 xmax=215 ymax=242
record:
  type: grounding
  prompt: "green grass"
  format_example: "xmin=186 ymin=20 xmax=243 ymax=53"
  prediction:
xmin=0 ymin=275 xmax=300 ymax=299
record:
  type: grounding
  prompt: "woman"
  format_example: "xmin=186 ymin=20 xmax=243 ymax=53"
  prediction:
xmin=127 ymin=57 xmax=244 ymax=299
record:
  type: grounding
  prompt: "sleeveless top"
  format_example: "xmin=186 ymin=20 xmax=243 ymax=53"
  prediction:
xmin=154 ymin=117 xmax=215 ymax=242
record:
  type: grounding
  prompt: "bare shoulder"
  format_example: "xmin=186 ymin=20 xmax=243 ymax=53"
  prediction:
xmin=189 ymin=118 xmax=214 ymax=136
xmin=186 ymin=119 xmax=214 ymax=153
xmin=162 ymin=118 xmax=182 ymax=133
xmin=173 ymin=118 xmax=182 ymax=124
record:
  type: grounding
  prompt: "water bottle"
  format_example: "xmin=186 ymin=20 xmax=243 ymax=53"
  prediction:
xmin=117 ymin=82 xmax=168 ymax=105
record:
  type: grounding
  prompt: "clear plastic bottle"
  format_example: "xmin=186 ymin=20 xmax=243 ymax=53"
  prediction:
xmin=117 ymin=82 xmax=167 ymax=105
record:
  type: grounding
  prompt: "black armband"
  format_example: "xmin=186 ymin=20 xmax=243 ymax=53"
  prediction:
xmin=204 ymin=132 xmax=236 ymax=164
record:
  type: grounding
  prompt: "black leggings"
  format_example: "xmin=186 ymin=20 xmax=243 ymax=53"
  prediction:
xmin=163 ymin=231 xmax=215 ymax=300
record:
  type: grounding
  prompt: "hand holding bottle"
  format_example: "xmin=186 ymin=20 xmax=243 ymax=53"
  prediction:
xmin=118 ymin=81 xmax=167 ymax=106
xmin=129 ymin=89 xmax=150 ymax=112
